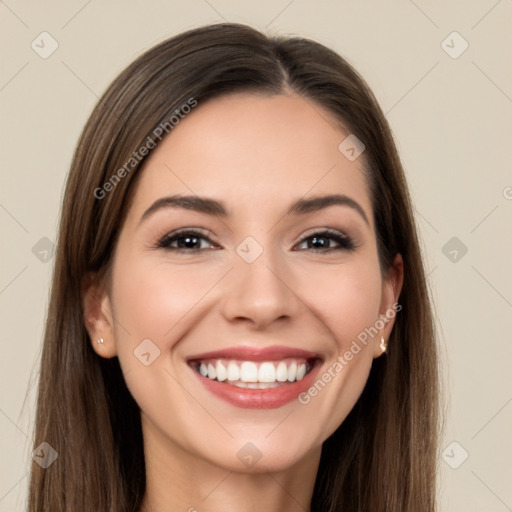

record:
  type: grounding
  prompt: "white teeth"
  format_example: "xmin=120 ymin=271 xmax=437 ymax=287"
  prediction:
xmin=233 ymin=381 xmax=280 ymax=389
xmin=195 ymin=358 xmax=313 ymax=385
xmin=258 ymin=362 xmax=276 ymax=382
xmin=276 ymin=361 xmax=288 ymax=382
xmin=207 ymin=363 xmax=216 ymax=380
xmin=227 ymin=361 xmax=240 ymax=381
xmin=287 ymin=361 xmax=297 ymax=382
xmin=216 ymin=360 xmax=227 ymax=381
xmin=240 ymin=361 xmax=258 ymax=382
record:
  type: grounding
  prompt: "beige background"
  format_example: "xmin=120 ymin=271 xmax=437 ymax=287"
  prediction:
xmin=1 ymin=1 xmax=511 ymax=510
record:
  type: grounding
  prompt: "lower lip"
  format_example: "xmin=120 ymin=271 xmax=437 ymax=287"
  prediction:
xmin=190 ymin=360 xmax=321 ymax=409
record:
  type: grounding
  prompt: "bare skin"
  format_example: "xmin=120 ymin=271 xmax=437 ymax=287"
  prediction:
xmin=83 ymin=92 xmax=403 ymax=512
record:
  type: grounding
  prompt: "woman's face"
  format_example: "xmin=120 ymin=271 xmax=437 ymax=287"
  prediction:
xmin=86 ymin=92 xmax=402 ymax=473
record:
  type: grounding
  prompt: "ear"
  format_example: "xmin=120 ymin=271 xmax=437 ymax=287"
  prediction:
xmin=81 ymin=271 xmax=117 ymax=359
xmin=373 ymin=253 xmax=404 ymax=358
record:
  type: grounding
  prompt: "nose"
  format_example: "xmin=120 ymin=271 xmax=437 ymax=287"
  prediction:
xmin=220 ymin=247 xmax=302 ymax=330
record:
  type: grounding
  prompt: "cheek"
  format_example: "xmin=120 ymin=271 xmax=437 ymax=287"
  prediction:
xmin=300 ymin=258 xmax=383 ymax=348
xmin=294 ymin=261 xmax=381 ymax=439
xmin=108 ymin=254 xmax=218 ymax=435
xmin=111 ymin=255 xmax=221 ymax=353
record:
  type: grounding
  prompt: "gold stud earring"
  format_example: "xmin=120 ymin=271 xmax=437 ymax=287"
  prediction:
xmin=380 ymin=336 xmax=387 ymax=353
xmin=97 ymin=338 xmax=104 ymax=344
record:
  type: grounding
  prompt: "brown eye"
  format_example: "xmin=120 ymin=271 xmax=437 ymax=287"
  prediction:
xmin=295 ymin=229 xmax=356 ymax=252
xmin=157 ymin=230 xmax=217 ymax=252
xmin=155 ymin=228 xmax=357 ymax=254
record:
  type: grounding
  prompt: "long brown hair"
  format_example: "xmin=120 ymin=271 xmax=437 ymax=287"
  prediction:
xmin=28 ymin=22 xmax=440 ymax=511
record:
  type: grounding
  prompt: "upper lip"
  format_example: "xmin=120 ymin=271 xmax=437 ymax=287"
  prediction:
xmin=187 ymin=345 xmax=322 ymax=362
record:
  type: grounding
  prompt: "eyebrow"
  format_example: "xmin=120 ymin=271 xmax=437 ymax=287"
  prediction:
xmin=139 ymin=193 xmax=370 ymax=226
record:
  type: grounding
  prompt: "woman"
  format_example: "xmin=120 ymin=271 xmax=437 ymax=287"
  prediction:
xmin=28 ymin=22 xmax=440 ymax=511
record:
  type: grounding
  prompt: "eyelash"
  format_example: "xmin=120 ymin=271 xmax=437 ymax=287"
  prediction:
xmin=155 ymin=228 xmax=357 ymax=253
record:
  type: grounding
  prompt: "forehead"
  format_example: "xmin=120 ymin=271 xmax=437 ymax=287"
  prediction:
xmin=127 ymin=92 xmax=372 ymax=223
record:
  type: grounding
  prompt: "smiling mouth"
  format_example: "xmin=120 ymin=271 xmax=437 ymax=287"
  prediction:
xmin=189 ymin=358 xmax=316 ymax=389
